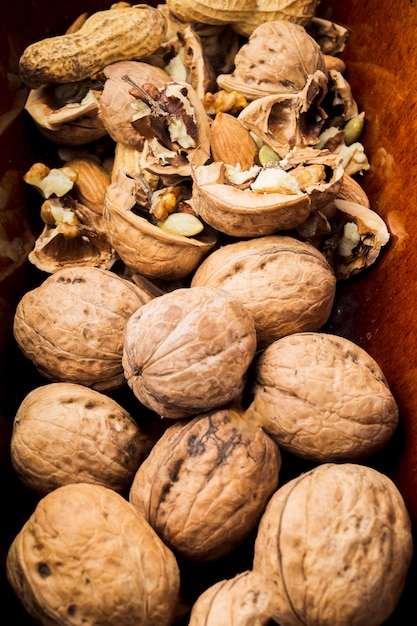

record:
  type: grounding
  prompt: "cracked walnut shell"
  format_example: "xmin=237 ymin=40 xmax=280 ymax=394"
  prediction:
xmin=10 ymin=382 xmax=152 ymax=496
xmin=248 ymin=332 xmax=399 ymax=462
xmin=129 ymin=406 xmax=281 ymax=561
xmin=122 ymin=286 xmax=257 ymax=418
xmin=6 ymin=483 xmax=181 ymax=626
xmin=253 ymin=463 xmax=413 ymax=626
xmin=13 ymin=266 xmax=153 ymax=392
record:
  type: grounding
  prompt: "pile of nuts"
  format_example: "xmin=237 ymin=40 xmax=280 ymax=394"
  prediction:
xmin=4 ymin=2 xmax=413 ymax=626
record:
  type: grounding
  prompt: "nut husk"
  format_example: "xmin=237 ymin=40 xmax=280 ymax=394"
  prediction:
xmin=191 ymin=235 xmax=336 ymax=349
xmin=10 ymin=382 xmax=152 ymax=496
xmin=253 ymin=463 xmax=413 ymax=626
xmin=103 ymin=172 xmax=217 ymax=281
xmin=13 ymin=266 xmax=154 ymax=391
xmin=129 ymin=406 xmax=281 ymax=561
xmin=217 ymin=20 xmax=325 ymax=100
xmin=6 ymin=483 xmax=181 ymax=626
xmin=248 ymin=331 xmax=399 ymax=461
xmin=122 ymin=286 xmax=257 ymax=418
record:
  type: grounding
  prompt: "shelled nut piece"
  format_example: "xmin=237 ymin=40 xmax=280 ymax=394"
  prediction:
xmin=6 ymin=483 xmax=181 ymax=626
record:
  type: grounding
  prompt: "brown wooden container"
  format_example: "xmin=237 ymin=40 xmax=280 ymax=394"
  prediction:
xmin=1 ymin=1 xmax=417 ymax=624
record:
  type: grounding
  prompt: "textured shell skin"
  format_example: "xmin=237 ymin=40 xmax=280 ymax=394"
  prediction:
xmin=99 ymin=61 xmax=172 ymax=150
xmin=166 ymin=0 xmax=319 ymax=37
xmin=13 ymin=267 xmax=153 ymax=391
xmin=104 ymin=172 xmax=217 ymax=281
xmin=6 ymin=483 xmax=181 ymax=626
xmin=248 ymin=332 xmax=399 ymax=461
xmin=253 ymin=463 xmax=413 ymax=626
xmin=19 ymin=6 xmax=167 ymax=88
xmin=191 ymin=236 xmax=336 ymax=349
xmin=122 ymin=286 xmax=257 ymax=418
xmin=217 ymin=20 xmax=325 ymax=100
xmin=188 ymin=570 xmax=278 ymax=625
xmin=10 ymin=382 xmax=152 ymax=496
xmin=129 ymin=407 xmax=281 ymax=561
xmin=192 ymin=162 xmax=311 ymax=238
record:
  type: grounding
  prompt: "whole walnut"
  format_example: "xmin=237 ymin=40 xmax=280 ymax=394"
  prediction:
xmin=191 ymin=236 xmax=336 ymax=349
xmin=188 ymin=570 xmax=278 ymax=625
xmin=129 ymin=406 xmax=281 ymax=561
xmin=10 ymin=382 xmax=153 ymax=496
xmin=6 ymin=483 xmax=181 ymax=626
xmin=13 ymin=266 xmax=153 ymax=391
xmin=247 ymin=332 xmax=399 ymax=461
xmin=252 ymin=463 xmax=413 ymax=626
xmin=122 ymin=286 xmax=257 ymax=418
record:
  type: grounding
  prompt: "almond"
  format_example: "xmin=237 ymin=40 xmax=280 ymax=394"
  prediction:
xmin=210 ymin=111 xmax=259 ymax=170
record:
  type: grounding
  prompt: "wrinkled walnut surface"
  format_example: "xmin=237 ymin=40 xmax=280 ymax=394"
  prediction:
xmin=248 ymin=331 xmax=399 ymax=461
xmin=129 ymin=406 xmax=281 ymax=560
xmin=6 ymin=483 xmax=181 ymax=626
xmin=122 ymin=286 xmax=257 ymax=418
xmin=13 ymin=266 xmax=153 ymax=391
xmin=253 ymin=463 xmax=413 ymax=626
xmin=10 ymin=382 xmax=152 ymax=496
xmin=191 ymin=236 xmax=336 ymax=348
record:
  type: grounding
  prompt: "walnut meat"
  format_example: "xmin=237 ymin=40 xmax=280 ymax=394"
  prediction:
xmin=6 ymin=483 xmax=181 ymax=626
xmin=129 ymin=406 xmax=281 ymax=561
xmin=13 ymin=266 xmax=153 ymax=391
xmin=122 ymin=286 xmax=257 ymax=418
xmin=253 ymin=463 xmax=413 ymax=626
xmin=10 ymin=382 xmax=153 ymax=496
xmin=191 ymin=236 xmax=336 ymax=349
xmin=248 ymin=332 xmax=399 ymax=461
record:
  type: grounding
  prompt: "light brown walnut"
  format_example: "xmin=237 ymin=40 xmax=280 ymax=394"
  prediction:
xmin=6 ymin=483 xmax=181 ymax=626
xmin=191 ymin=235 xmax=336 ymax=349
xmin=248 ymin=331 xmax=399 ymax=461
xmin=253 ymin=463 xmax=413 ymax=626
xmin=129 ymin=406 xmax=281 ymax=561
xmin=122 ymin=285 xmax=257 ymax=418
xmin=13 ymin=266 xmax=154 ymax=391
xmin=10 ymin=382 xmax=153 ymax=496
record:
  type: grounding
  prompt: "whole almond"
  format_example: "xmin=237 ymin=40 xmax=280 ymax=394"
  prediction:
xmin=210 ymin=111 xmax=259 ymax=169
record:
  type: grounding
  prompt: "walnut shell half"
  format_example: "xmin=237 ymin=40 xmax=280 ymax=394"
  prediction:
xmin=6 ymin=483 xmax=181 ymax=626
xmin=13 ymin=266 xmax=153 ymax=391
xmin=253 ymin=463 xmax=413 ymax=626
xmin=122 ymin=286 xmax=257 ymax=418
xmin=248 ymin=332 xmax=399 ymax=462
xmin=129 ymin=406 xmax=281 ymax=561
xmin=103 ymin=172 xmax=217 ymax=281
xmin=10 ymin=382 xmax=152 ymax=496
xmin=191 ymin=235 xmax=336 ymax=349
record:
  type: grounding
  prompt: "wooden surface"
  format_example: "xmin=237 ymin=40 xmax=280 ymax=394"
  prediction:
xmin=1 ymin=0 xmax=417 ymax=623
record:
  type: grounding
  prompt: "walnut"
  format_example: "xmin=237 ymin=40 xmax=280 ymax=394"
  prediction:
xmin=10 ymin=382 xmax=153 ymax=496
xmin=217 ymin=20 xmax=325 ymax=100
xmin=188 ymin=570 xmax=279 ymax=625
xmin=122 ymin=286 xmax=257 ymax=418
xmin=129 ymin=406 xmax=281 ymax=560
xmin=6 ymin=483 xmax=181 ymax=626
xmin=248 ymin=332 xmax=399 ymax=462
xmin=253 ymin=462 xmax=413 ymax=626
xmin=191 ymin=236 xmax=336 ymax=349
xmin=103 ymin=171 xmax=217 ymax=281
xmin=13 ymin=266 xmax=154 ymax=391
